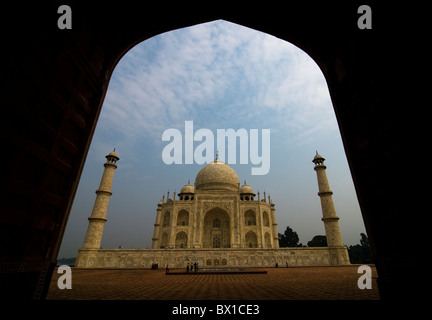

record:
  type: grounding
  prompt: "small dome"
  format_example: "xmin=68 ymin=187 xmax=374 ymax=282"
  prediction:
xmin=313 ymin=152 xmax=323 ymax=160
xmin=106 ymin=149 xmax=119 ymax=159
xmin=239 ymin=182 xmax=254 ymax=195
xmin=179 ymin=183 xmax=194 ymax=194
xmin=105 ymin=149 xmax=119 ymax=162
xmin=312 ymin=151 xmax=325 ymax=163
xmin=195 ymin=158 xmax=239 ymax=191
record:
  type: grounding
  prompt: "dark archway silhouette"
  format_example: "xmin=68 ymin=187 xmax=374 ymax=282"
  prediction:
xmin=0 ymin=2 xmax=414 ymax=300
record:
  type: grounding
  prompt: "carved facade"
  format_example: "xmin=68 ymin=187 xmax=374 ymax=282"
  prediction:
xmin=151 ymin=155 xmax=278 ymax=251
xmin=152 ymin=193 xmax=278 ymax=251
xmin=76 ymin=153 xmax=350 ymax=268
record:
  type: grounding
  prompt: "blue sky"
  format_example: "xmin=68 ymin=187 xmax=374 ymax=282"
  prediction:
xmin=59 ymin=20 xmax=366 ymax=258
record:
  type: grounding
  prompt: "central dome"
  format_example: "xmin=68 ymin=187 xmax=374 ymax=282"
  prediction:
xmin=195 ymin=157 xmax=240 ymax=191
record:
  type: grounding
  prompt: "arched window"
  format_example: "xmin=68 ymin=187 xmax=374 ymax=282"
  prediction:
xmin=161 ymin=232 xmax=168 ymax=248
xmin=175 ymin=231 xmax=188 ymax=249
xmin=245 ymin=210 xmax=256 ymax=226
xmin=245 ymin=231 xmax=258 ymax=248
xmin=264 ymin=232 xmax=271 ymax=248
xmin=162 ymin=211 xmax=170 ymax=227
xmin=177 ymin=210 xmax=189 ymax=226
xmin=213 ymin=218 xmax=220 ymax=228
xmin=213 ymin=235 xmax=221 ymax=248
xmin=263 ymin=211 xmax=270 ymax=227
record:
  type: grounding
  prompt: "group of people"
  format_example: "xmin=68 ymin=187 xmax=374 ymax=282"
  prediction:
xmin=164 ymin=262 xmax=199 ymax=274
xmin=186 ymin=262 xmax=199 ymax=272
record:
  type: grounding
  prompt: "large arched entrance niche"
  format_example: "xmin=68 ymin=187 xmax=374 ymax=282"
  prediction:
xmin=202 ymin=208 xmax=231 ymax=248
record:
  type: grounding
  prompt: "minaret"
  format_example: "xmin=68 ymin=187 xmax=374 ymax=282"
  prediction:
xmin=270 ymin=199 xmax=279 ymax=248
xmin=152 ymin=200 xmax=163 ymax=249
xmin=82 ymin=150 xmax=119 ymax=249
xmin=312 ymin=152 xmax=344 ymax=247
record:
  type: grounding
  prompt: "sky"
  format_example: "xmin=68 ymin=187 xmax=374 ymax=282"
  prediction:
xmin=58 ymin=20 xmax=366 ymax=258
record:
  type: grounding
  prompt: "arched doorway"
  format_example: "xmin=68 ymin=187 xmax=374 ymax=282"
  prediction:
xmin=245 ymin=231 xmax=258 ymax=248
xmin=176 ymin=210 xmax=189 ymax=226
xmin=203 ymin=208 xmax=231 ymax=248
xmin=264 ymin=232 xmax=271 ymax=248
xmin=175 ymin=231 xmax=188 ymax=248
xmin=244 ymin=210 xmax=257 ymax=226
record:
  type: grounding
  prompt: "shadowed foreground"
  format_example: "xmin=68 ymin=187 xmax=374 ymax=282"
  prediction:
xmin=47 ymin=265 xmax=379 ymax=300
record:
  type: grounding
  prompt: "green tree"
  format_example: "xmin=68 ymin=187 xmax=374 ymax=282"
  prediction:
xmin=348 ymin=233 xmax=373 ymax=264
xmin=360 ymin=233 xmax=369 ymax=247
xmin=307 ymin=235 xmax=327 ymax=247
xmin=278 ymin=226 xmax=300 ymax=247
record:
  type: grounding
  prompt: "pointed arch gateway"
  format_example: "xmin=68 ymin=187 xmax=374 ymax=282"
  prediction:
xmin=177 ymin=209 xmax=189 ymax=226
xmin=2 ymin=2 xmax=403 ymax=299
xmin=175 ymin=231 xmax=188 ymax=248
xmin=203 ymin=207 xmax=231 ymax=248
xmin=245 ymin=231 xmax=258 ymax=248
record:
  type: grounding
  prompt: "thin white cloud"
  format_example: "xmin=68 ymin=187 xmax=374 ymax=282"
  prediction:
xmin=98 ymin=20 xmax=336 ymax=153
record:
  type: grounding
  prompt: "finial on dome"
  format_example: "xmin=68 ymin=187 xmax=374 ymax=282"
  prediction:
xmin=214 ymin=150 xmax=224 ymax=163
xmin=106 ymin=148 xmax=119 ymax=163
xmin=313 ymin=151 xmax=325 ymax=165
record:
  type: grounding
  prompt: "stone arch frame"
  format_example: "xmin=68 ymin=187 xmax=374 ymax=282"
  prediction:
xmin=1 ymin=2 xmax=407 ymax=299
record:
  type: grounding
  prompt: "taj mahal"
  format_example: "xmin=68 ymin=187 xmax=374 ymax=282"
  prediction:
xmin=75 ymin=150 xmax=350 ymax=268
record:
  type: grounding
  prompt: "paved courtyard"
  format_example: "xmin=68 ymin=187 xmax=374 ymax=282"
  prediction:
xmin=47 ymin=265 xmax=379 ymax=300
